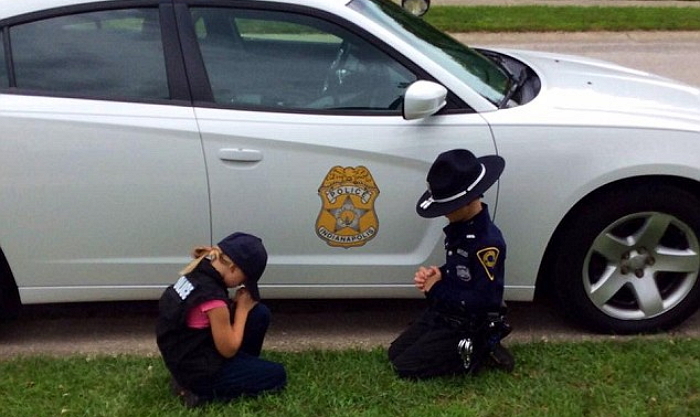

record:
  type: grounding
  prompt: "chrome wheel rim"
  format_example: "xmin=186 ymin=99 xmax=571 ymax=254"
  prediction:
xmin=583 ymin=212 xmax=700 ymax=321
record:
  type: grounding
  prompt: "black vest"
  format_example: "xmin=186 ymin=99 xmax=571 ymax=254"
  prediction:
xmin=155 ymin=260 xmax=233 ymax=388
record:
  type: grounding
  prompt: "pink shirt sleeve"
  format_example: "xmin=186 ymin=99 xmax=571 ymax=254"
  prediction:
xmin=186 ymin=299 xmax=228 ymax=329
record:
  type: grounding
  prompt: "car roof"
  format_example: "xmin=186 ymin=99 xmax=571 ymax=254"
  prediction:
xmin=0 ymin=0 xmax=351 ymax=21
xmin=0 ymin=0 xmax=99 ymax=20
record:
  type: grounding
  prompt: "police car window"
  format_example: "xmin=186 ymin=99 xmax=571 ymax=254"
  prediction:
xmin=191 ymin=7 xmax=416 ymax=113
xmin=9 ymin=8 xmax=168 ymax=100
xmin=0 ymin=32 xmax=7 ymax=88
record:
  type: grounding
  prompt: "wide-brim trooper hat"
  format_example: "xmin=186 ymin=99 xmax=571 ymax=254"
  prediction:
xmin=416 ymin=149 xmax=505 ymax=218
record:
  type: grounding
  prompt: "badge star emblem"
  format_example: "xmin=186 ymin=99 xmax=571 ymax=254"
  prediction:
xmin=330 ymin=197 xmax=367 ymax=232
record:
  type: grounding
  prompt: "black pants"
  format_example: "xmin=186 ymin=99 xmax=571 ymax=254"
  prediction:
xmin=388 ymin=309 xmax=466 ymax=379
xmin=189 ymin=303 xmax=287 ymax=400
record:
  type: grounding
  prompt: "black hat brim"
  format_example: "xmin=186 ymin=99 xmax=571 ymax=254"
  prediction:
xmin=416 ymin=155 xmax=505 ymax=218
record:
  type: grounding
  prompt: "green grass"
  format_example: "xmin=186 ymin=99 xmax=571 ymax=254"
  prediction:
xmin=2 ymin=339 xmax=699 ymax=416
xmin=426 ymin=6 xmax=700 ymax=32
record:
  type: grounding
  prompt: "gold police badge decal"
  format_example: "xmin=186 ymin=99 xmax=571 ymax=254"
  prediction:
xmin=316 ymin=166 xmax=380 ymax=248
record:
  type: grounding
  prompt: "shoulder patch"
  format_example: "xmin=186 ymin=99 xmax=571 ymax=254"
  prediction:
xmin=173 ymin=276 xmax=195 ymax=300
xmin=477 ymin=247 xmax=500 ymax=281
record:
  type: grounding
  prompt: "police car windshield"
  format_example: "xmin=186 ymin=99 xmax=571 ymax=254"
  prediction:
xmin=348 ymin=0 xmax=510 ymax=106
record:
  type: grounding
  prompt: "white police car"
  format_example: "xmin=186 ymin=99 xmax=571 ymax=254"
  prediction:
xmin=1 ymin=0 xmax=699 ymax=334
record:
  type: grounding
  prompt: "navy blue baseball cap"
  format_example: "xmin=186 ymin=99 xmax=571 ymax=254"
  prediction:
xmin=217 ymin=232 xmax=267 ymax=300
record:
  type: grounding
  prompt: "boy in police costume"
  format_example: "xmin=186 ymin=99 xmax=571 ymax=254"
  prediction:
xmin=388 ymin=149 xmax=514 ymax=379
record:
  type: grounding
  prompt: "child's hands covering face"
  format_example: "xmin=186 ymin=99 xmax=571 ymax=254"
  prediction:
xmin=234 ymin=287 xmax=257 ymax=311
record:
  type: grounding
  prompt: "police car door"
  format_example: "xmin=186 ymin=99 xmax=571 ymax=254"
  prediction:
xmin=181 ymin=4 xmax=496 ymax=298
xmin=0 ymin=6 xmax=209 ymax=304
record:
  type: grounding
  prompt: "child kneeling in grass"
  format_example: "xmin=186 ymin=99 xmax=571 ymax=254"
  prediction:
xmin=156 ymin=232 xmax=286 ymax=407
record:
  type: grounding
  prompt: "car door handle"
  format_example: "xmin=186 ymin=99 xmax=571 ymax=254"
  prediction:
xmin=217 ymin=148 xmax=263 ymax=162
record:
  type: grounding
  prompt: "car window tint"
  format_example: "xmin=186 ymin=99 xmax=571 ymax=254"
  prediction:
xmin=10 ymin=8 xmax=168 ymax=100
xmin=191 ymin=7 xmax=416 ymax=113
xmin=0 ymin=32 xmax=7 ymax=88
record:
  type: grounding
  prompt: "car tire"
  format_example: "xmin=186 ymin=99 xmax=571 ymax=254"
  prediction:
xmin=553 ymin=182 xmax=700 ymax=334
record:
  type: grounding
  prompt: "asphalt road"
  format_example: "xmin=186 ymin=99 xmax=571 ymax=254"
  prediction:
xmin=1 ymin=31 xmax=699 ymax=357
xmin=1 ymin=298 xmax=699 ymax=357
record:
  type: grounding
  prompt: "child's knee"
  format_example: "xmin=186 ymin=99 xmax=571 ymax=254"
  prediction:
xmin=248 ymin=302 xmax=271 ymax=326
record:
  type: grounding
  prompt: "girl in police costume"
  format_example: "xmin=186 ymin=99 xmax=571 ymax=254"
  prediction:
xmin=156 ymin=232 xmax=286 ymax=407
xmin=388 ymin=149 xmax=513 ymax=379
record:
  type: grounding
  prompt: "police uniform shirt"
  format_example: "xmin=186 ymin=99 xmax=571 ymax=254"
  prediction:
xmin=427 ymin=204 xmax=506 ymax=314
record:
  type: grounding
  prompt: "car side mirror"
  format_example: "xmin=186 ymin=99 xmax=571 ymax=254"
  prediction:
xmin=402 ymin=0 xmax=431 ymax=17
xmin=402 ymin=80 xmax=447 ymax=120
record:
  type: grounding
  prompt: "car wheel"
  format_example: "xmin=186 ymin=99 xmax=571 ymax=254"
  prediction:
xmin=553 ymin=183 xmax=700 ymax=333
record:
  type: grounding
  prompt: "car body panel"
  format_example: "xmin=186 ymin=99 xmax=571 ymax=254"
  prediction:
xmin=498 ymin=49 xmax=700 ymax=127
xmin=0 ymin=96 xmax=210 ymax=303
xmin=476 ymin=49 xmax=700 ymax=299
xmin=196 ymin=107 xmax=497 ymax=298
